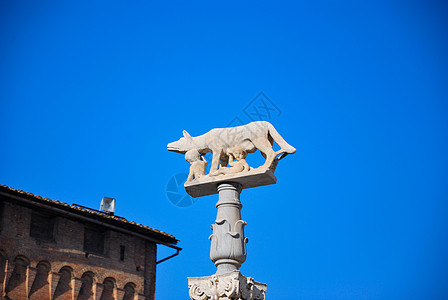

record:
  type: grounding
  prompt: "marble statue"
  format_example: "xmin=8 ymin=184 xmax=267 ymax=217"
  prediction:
xmin=186 ymin=149 xmax=208 ymax=182
xmin=168 ymin=121 xmax=296 ymax=299
xmin=167 ymin=121 xmax=296 ymax=177
xmin=210 ymin=146 xmax=250 ymax=176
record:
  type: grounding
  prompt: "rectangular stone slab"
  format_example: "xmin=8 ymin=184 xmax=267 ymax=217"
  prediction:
xmin=184 ymin=168 xmax=277 ymax=198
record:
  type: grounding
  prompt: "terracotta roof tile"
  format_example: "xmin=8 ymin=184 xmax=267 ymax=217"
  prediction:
xmin=0 ymin=184 xmax=177 ymax=245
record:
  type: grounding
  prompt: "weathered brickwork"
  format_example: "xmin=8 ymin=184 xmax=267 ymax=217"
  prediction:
xmin=0 ymin=186 xmax=179 ymax=300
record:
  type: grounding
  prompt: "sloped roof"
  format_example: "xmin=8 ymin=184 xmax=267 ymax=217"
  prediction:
xmin=0 ymin=184 xmax=178 ymax=245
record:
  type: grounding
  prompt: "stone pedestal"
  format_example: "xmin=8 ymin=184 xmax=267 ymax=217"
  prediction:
xmin=188 ymin=271 xmax=267 ymax=300
xmin=185 ymin=167 xmax=277 ymax=198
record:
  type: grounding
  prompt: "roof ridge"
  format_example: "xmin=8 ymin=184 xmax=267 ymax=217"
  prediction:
xmin=0 ymin=184 xmax=177 ymax=243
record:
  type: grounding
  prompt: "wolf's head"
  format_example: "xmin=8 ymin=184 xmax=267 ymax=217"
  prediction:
xmin=167 ymin=130 xmax=195 ymax=154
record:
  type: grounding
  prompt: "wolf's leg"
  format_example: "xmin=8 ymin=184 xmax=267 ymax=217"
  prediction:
xmin=210 ymin=150 xmax=221 ymax=173
xmin=252 ymin=138 xmax=276 ymax=169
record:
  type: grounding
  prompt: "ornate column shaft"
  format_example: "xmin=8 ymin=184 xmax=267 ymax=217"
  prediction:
xmin=209 ymin=183 xmax=248 ymax=275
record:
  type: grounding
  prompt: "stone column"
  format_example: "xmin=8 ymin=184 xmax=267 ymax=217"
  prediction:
xmin=187 ymin=179 xmax=271 ymax=299
xmin=189 ymin=183 xmax=266 ymax=300
xmin=210 ymin=183 xmax=248 ymax=275
xmin=169 ymin=122 xmax=296 ymax=300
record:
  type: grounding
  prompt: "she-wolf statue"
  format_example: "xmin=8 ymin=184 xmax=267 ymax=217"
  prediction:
xmin=167 ymin=121 xmax=296 ymax=174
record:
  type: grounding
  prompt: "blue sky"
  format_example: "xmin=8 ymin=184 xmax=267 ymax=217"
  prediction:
xmin=1 ymin=1 xmax=447 ymax=299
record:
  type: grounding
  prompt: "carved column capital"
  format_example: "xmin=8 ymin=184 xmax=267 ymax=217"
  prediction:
xmin=188 ymin=271 xmax=267 ymax=300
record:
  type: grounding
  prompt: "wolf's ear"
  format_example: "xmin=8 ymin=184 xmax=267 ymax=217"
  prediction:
xmin=183 ymin=130 xmax=192 ymax=141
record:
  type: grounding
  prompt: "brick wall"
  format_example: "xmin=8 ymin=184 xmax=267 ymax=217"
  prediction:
xmin=0 ymin=199 xmax=157 ymax=300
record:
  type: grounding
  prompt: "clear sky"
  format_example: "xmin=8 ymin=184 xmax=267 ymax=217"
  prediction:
xmin=1 ymin=1 xmax=447 ymax=299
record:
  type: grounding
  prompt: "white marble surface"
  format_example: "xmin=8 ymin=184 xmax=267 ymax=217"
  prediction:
xmin=188 ymin=271 xmax=267 ymax=300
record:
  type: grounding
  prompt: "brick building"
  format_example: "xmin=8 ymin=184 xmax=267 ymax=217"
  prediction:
xmin=0 ymin=185 xmax=180 ymax=300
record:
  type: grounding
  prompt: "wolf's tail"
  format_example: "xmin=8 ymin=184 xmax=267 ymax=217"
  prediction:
xmin=265 ymin=122 xmax=296 ymax=157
